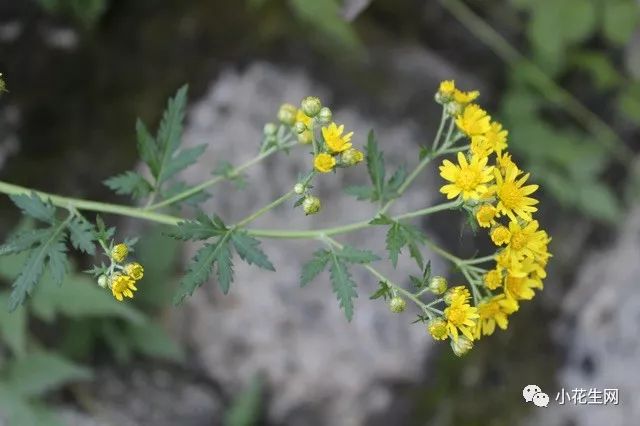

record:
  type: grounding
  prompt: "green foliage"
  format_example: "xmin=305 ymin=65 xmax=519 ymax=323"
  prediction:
xmin=67 ymin=216 xmax=96 ymax=255
xmin=370 ymin=214 xmax=425 ymax=269
xmin=300 ymin=244 xmax=379 ymax=321
xmin=369 ymin=280 xmax=393 ymax=301
xmin=213 ymin=161 xmax=248 ymax=189
xmin=105 ymin=86 xmax=208 ymax=207
xmin=171 ymin=216 xmax=274 ymax=302
xmin=9 ymin=193 xmax=56 ymax=224
xmin=345 ymin=131 xmax=407 ymax=205
xmin=409 ymin=260 xmax=432 ymax=291
xmin=224 ymin=375 xmax=263 ymax=426
xmin=36 ymin=0 xmax=108 ymax=27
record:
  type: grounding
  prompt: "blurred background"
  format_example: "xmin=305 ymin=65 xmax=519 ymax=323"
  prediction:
xmin=0 ymin=0 xmax=639 ymax=425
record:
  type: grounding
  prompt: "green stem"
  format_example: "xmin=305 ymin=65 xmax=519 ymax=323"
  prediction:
xmin=145 ymin=142 xmax=297 ymax=211
xmin=431 ymin=108 xmax=448 ymax=151
xmin=462 ymin=254 xmax=496 ymax=265
xmin=440 ymin=0 xmax=632 ymax=164
xmin=235 ymin=190 xmax=295 ymax=228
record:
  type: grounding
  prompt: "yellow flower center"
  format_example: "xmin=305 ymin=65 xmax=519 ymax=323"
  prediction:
xmin=505 ymin=275 xmax=525 ymax=297
xmin=477 ymin=205 xmax=495 ymax=223
xmin=498 ymin=182 xmax=522 ymax=209
xmin=478 ymin=301 xmax=500 ymax=318
xmin=510 ymin=231 xmax=527 ymax=251
xmin=446 ymin=306 xmax=467 ymax=325
xmin=484 ymin=270 xmax=502 ymax=290
xmin=457 ymin=167 xmax=481 ymax=191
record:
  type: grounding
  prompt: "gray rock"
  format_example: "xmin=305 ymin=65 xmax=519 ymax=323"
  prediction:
xmin=174 ymin=62 xmax=448 ymax=425
xmin=524 ymin=207 xmax=640 ymax=426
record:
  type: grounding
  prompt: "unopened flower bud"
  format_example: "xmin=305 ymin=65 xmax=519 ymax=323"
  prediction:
xmin=298 ymin=130 xmax=313 ymax=145
xmin=263 ymin=122 xmax=277 ymax=136
xmin=318 ymin=107 xmax=332 ymax=125
xmin=294 ymin=121 xmax=307 ymax=134
xmin=450 ymin=335 xmax=473 ymax=357
xmin=97 ymin=275 xmax=108 ymax=288
xmin=294 ymin=183 xmax=305 ymax=195
xmin=428 ymin=276 xmax=448 ymax=295
xmin=445 ymin=101 xmax=463 ymax=117
xmin=277 ymin=103 xmax=297 ymax=126
xmin=301 ymin=96 xmax=322 ymax=117
xmin=389 ymin=297 xmax=406 ymax=313
xmin=341 ymin=148 xmax=364 ymax=166
xmin=0 ymin=73 xmax=6 ymax=94
xmin=302 ymin=196 xmax=321 ymax=215
xmin=111 ymin=243 xmax=128 ymax=263
xmin=428 ymin=317 xmax=448 ymax=340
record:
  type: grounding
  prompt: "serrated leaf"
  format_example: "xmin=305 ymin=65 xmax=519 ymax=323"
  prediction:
xmin=300 ymin=249 xmax=330 ymax=287
xmin=337 ymin=245 xmax=380 ymax=264
xmin=385 ymin=223 xmax=404 ymax=268
xmin=4 ymin=352 xmax=92 ymax=397
xmin=369 ymin=214 xmax=393 ymax=225
xmin=67 ymin=217 xmax=96 ymax=255
xmin=168 ymin=211 xmax=227 ymax=241
xmin=216 ymin=241 xmax=234 ymax=294
xmin=386 ymin=165 xmax=407 ymax=194
xmin=0 ymin=228 xmax=51 ymax=256
xmin=156 ymin=85 xmax=188 ymax=184
xmin=104 ymin=171 xmax=153 ymax=199
xmin=231 ymin=232 xmax=275 ymax=271
xmin=163 ymin=144 xmax=207 ymax=182
xmin=369 ymin=280 xmax=392 ymax=300
xmin=94 ymin=214 xmax=115 ymax=242
xmin=9 ymin=193 xmax=56 ymax=224
xmin=174 ymin=235 xmax=230 ymax=303
xmin=366 ymin=130 xmax=385 ymax=199
xmin=329 ymin=253 xmax=357 ymax=321
xmin=136 ymin=118 xmax=159 ymax=177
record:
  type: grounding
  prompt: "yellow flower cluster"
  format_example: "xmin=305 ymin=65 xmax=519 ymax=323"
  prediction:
xmin=107 ymin=243 xmax=144 ymax=302
xmin=429 ymin=80 xmax=551 ymax=354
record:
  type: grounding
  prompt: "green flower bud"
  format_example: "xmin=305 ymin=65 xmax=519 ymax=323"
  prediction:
xmin=450 ymin=336 xmax=473 ymax=357
xmin=428 ymin=276 xmax=448 ymax=295
xmin=97 ymin=274 xmax=108 ymax=288
xmin=263 ymin=122 xmax=278 ymax=136
xmin=297 ymin=130 xmax=313 ymax=145
xmin=277 ymin=103 xmax=297 ymax=126
xmin=302 ymin=196 xmax=321 ymax=215
xmin=318 ymin=107 xmax=332 ymax=125
xmin=294 ymin=183 xmax=305 ymax=195
xmin=445 ymin=101 xmax=463 ymax=117
xmin=341 ymin=148 xmax=364 ymax=166
xmin=301 ymin=96 xmax=322 ymax=117
xmin=389 ymin=297 xmax=406 ymax=313
xmin=294 ymin=121 xmax=307 ymax=134
xmin=427 ymin=317 xmax=448 ymax=340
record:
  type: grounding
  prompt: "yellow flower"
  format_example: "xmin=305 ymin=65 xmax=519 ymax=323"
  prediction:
xmin=439 ymin=80 xmax=456 ymax=96
xmin=455 ymin=104 xmax=491 ymax=136
xmin=298 ymin=130 xmax=313 ymax=145
xmin=471 ymin=121 xmax=508 ymax=158
xmin=505 ymin=220 xmax=549 ymax=261
xmin=475 ymin=204 xmax=497 ymax=228
xmin=296 ymin=109 xmax=313 ymax=129
xmin=484 ymin=268 xmax=503 ymax=290
xmin=444 ymin=285 xmax=471 ymax=305
xmin=490 ymin=163 xmax=539 ymax=221
xmin=110 ymin=273 xmax=137 ymax=301
xmin=439 ymin=152 xmax=494 ymax=200
xmin=124 ymin=262 xmax=144 ymax=281
xmin=444 ymin=299 xmax=479 ymax=342
xmin=321 ymin=123 xmax=353 ymax=153
xmin=474 ymin=294 xmax=515 ymax=338
xmin=453 ymin=89 xmax=480 ymax=105
xmin=496 ymin=152 xmax=518 ymax=175
xmin=111 ymin=243 xmax=128 ymax=263
xmin=314 ymin=153 xmax=336 ymax=173
xmin=504 ymin=271 xmax=538 ymax=301
xmin=490 ymin=225 xmax=511 ymax=246
xmin=428 ymin=317 xmax=449 ymax=340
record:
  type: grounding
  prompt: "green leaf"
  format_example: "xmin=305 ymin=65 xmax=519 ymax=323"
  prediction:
xmin=104 ymin=171 xmax=153 ymax=199
xmin=174 ymin=235 xmax=232 ymax=303
xmin=9 ymin=193 xmax=56 ymax=224
xmin=0 ymin=228 xmax=51 ymax=256
xmin=231 ymin=232 xmax=275 ymax=271
xmin=67 ymin=216 xmax=96 ymax=255
xmin=337 ymin=245 xmax=380 ymax=264
xmin=386 ymin=165 xmax=407 ymax=195
xmin=215 ymin=241 xmax=234 ymax=295
xmin=167 ymin=211 xmax=227 ymax=241
xmin=385 ymin=223 xmax=404 ymax=267
xmin=344 ymin=185 xmax=375 ymax=200
xmin=127 ymin=322 xmax=184 ymax=361
xmin=224 ymin=375 xmax=263 ymax=426
xmin=300 ymin=249 xmax=330 ymax=287
xmin=602 ymin=0 xmax=639 ymax=46
xmin=156 ymin=85 xmax=189 ymax=184
xmin=162 ymin=144 xmax=207 ymax=182
xmin=0 ymin=292 xmax=27 ymax=356
xmin=369 ymin=280 xmax=392 ymax=300
xmin=328 ymin=252 xmax=357 ymax=321
xmin=136 ymin=118 xmax=160 ymax=177
xmin=366 ymin=130 xmax=385 ymax=200
xmin=4 ymin=351 xmax=92 ymax=397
